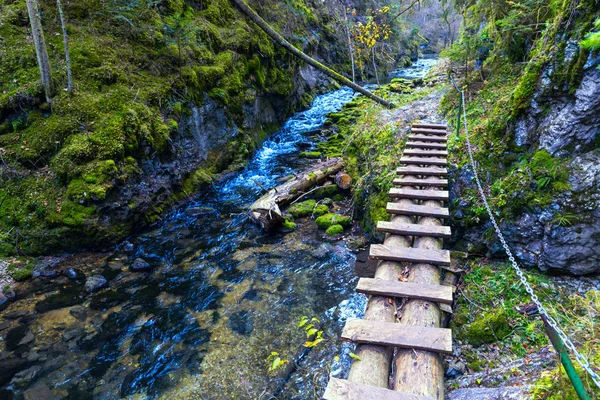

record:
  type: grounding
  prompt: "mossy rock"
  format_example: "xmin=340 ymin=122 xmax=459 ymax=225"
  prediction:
xmin=7 ymin=261 xmax=34 ymax=281
xmin=288 ymin=200 xmax=317 ymax=218
xmin=281 ymin=219 xmax=296 ymax=231
xmin=461 ymin=309 xmax=512 ymax=345
xmin=311 ymin=185 xmax=341 ymax=199
xmin=325 ymin=224 xmax=344 ymax=236
xmin=299 ymin=151 xmax=322 ymax=159
xmin=313 ymin=204 xmax=329 ymax=216
xmin=315 ymin=213 xmax=351 ymax=230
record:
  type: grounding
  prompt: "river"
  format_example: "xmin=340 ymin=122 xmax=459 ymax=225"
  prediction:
xmin=0 ymin=59 xmax=437 ymax=399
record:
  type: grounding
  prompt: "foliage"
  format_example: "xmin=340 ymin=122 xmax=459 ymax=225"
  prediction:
xmin=266 ymin=351 xmax=288 ymax=372
xmin=580 ymin=18 xmax=600 ymax=56
xmin=298 ymin=315 xmax=324 ymax=347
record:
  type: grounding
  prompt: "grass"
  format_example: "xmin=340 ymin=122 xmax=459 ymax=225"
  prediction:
xmin=453 ymin=259 xmax=600 ymax=398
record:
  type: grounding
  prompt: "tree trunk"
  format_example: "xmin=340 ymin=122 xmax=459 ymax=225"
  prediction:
xmin=372 ymin=47 xmax=379 ymax=86
xmin=26 ymin=0 xmax=53 ymax=103
xmin=231 ymin=0 xmax=394 ymax=108
xmin=56 ymin=0 xmax=73 ymax=96
xmin=249 ymin=157 xmax=344 ymax=230
xmin=335 ymin=171 xmax=352 ymax=190
xmin=342 ymin=2 xmax=356 ymax=83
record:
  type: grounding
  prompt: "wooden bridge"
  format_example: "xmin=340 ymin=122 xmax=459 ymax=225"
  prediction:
xmin=324 ymin=123 xmax=455 ymax=400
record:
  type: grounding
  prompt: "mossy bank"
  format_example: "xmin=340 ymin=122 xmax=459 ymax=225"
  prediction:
xmin=0 ymin=0 xmax=362 ymax=255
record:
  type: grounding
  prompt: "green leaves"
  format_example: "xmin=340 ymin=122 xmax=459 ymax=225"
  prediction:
xmin=349 ymin=352 xmax=362 ymax=361
xmin=267 ymin=351 xmax=288 ymax=372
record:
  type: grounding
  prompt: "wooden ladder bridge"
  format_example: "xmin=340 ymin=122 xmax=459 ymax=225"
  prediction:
xmin=324 ymin=123 xmax=455 ymax=400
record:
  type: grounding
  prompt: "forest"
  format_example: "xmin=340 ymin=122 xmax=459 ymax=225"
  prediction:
xmin=0 ymin=0 xmax=599 ymax=399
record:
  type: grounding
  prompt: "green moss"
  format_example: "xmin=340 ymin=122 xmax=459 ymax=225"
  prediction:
xmin=313 ymin=204 xmax=329 ymax=216
xmin=7 ymin=261 xmax=34 ymax=281
xmin=315 ymin=213 xmax=351 ymax=229
xmin=461 ymin=309 xmax=512 ymax=345
xmin=325 ymin=224 xmax=344 ymax=236
xmin=332 ymin=194 xmax=345 ymax=201
xmin=288 ymin=200 xmax=317 ymax=218
xmin=281 ymin=219 xmax=297 ymax=231
xmin=299 ymin=151 xmax=322 ymax=159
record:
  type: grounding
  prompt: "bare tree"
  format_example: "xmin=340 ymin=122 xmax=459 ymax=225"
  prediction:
xmin=56 ymin=0 xmax=73 ymax=95
xmin=26 ymin=0 xmax=53 ymax=102
xmin=231 ymin=0 xmax=394 ymax=108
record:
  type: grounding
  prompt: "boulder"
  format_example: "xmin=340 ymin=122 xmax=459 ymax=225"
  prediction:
xmin=84 ymin=275 xmax=107 ymax=293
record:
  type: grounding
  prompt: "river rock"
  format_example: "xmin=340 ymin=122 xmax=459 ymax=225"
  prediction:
xmin=24 ymin=384 xmax=55 ymax=400
xmin=10 ymin=365 xmax=41 ymax=389
xmin=85 ymin=275 xmax=107 ymax=293
xmin=130 ymin=258 xmax=151 ymax=271
xmin=5 ymin=325 xmax=34 ymax=351
xmin=122 ymin=241 xmax=135 ymax=254
xmin=446 ymin=361 xmax=466 ymax=378
xmin=228 ymin=311 xmax=254 ymax=335
xmin=0 ymin=293 xmax=7 ymax=306
xmin=69 ymin=306 xmax=87 ymax=321
xmin=62 ymin=327 xmax=85 ymax=342
xmin=185 ymin=207 xmax=215 ymax=217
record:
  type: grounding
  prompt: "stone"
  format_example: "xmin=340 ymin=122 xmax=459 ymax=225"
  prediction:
xmin=445 ymin=361 xmax=466 ymax=378
xmin=0 ymin=293 xmax=6 ymax=306
xmin=64 ymin=268 xmax=78 ymax=279
xmin=130 ymin=258 xmax=151 ymax=271
xmin=4 ymin=310 xmax=29 ymax=320
xmin=5 ymin=325 xmax=33 ymax=351
xmin=0 ymin=320 xmax=10 ymax=331
xmin=24 ymin=384 xmax=55 ymax=400
xmin=185 ymin=207 xmax=215 ymax=217
xmin=228 ymin=311 xmax=254 ymax=335
xmin=69 ymin=306 xmax=87 ymax=321
xmin=447 ymin=386 xmax=532 ymax=400
xmin=62 ymin=327 xmax=84 ymax=341
xmin=85 ymin=275 xmax=107 ymax=293
xmin=10 ymin=365 xmax=41 ymax=389
xmin=122 ymin=241 xmax=135 ymax=253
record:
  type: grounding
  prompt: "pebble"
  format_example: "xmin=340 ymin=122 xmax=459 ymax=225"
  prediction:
xmin=446 ymin=361 xmax=466 ymax=378
xmin=122 ymin=241 xmax=135 ymax=254
xmin=85 ymin=275 xmax=107 ymax=293
xmin=69 ymin=306 xmax=87 ymax=321
xmin=130 ymin=258 xmax=151 ymax=271
xmin=64 ymin=268 xmax=78 ymax=279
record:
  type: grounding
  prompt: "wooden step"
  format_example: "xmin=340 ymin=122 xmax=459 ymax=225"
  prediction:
xmin=400 ymin=157 xmax=447 ymax=166
xmin=386 ymin=203 xmax=449 ymax=218
xmin=408 ymin=134 xmax=447 ymax=142
xmin=377 ymin=221 xmax=451 ymax=238
xmin=324 ymin=378 xmax=435 ymax=400
xmin=389 ymin=188 xmax=449 ymax=201
xmin=413 ymin=123 xmax=447 ymax=130
xmin=369 ymin=244 xmax=451 ymax=266
xmin=341 ymin=318 xmax=452 ymax=353
xmin=393 ymin=177 xmax=447 ymax=187
xmin=411 ymin=128 xmax=447 ymax=136
xmin=356 ymin=277 xmax=453 ymax=304
xmin=403 ymin=149 xmax=448 ymax=157
xmin=397 ymin=166 xmax=448 ymax=176
xmin=405 ymin=141 xmax=447 ymax=150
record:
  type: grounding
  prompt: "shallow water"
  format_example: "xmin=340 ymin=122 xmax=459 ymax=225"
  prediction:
xmin=0 ymin=60 xmax=437 ymax=399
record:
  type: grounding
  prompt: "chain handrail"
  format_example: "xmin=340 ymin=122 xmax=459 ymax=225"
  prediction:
xmin=449 ymin=75 xmax=600 ymax=392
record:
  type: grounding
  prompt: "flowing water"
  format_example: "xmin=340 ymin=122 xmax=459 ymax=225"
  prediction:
xmin=0 ymin=60 xmax=437 ymax=399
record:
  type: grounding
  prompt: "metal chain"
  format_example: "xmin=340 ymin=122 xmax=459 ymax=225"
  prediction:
xmin=458 ymin=90 xmax=600 ymax=390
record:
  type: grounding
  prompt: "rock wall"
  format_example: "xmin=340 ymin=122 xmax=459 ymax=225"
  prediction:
xmin=452 ymin=57 xmax=600 ymax=275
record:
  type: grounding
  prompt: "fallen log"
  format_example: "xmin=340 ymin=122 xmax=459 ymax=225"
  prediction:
xmin=249 ymin=157 xmax=344 ymax=230
xmin=335 ymin=171 xmax=352 ymax=189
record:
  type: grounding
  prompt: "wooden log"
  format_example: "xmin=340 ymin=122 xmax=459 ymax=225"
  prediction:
xmin=412 ymin=123 xmax=447 ymax=130
xmin=324 ymin=378 xmax=435 ymax=400
xmin=356 ymin=278 xmax=453 ymax=304
xmin=249 ymin=157 xmax=344 ymax=230
xmin=393 ymin=177 xmax=447 ymax=399
xmin=341 ymin=319 xmax=452 ymax=353
xmin=335 ymin=171 xmax=352 ymax=189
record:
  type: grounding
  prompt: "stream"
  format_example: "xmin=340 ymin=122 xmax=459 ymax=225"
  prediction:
xmin=0 ymin=59 xmax=437 ymax=400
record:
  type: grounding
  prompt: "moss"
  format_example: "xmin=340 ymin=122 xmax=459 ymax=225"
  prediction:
xmin=299 ymin=151 xmax=322 ymax=159
xmin=332 ymin=194 xmax=345 ymax=201
xmin=180 ymin=168 xmax=214 ymax=197
xmin=325 ymin=224 xmax=344 ymax=236
xmin=310 ymin=185 xmax=341 ymax=199
xmin=7 ymin=261 xmax=34 ymax=281
xmin=288 ymin=200 xmax=317 ymax=218
xmin=315 ymin=213 xmax=351 ymax=229
xmin=313 ymin=204 xmax=329 ymax=216
xmin=461 ymin=309 xmax=512 ymax=345
xmin=281 ymin=219 xmax=297 ymax=231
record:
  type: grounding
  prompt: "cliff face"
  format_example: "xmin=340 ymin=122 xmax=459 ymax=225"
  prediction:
xmin=0 ymin=0 xmax=345 ymax=255
xmin=444 ymin=1 xmax=600 ymax=275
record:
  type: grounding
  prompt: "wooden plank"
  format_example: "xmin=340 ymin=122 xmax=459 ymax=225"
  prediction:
xmin=396 ymin=166 xmax=448 ymax=176
xmin=324 ymin=378 xmax=435 ymax=400
xmin=400 ymin=157 xmax=447 ymax=166
xmin=376 ymin=221 xmax=451 ymax=238
xmin=356 ymin=278 xmax=453 ymax=304
xmin=411 ymin=128 xmax=447 ymax=136
xmin=405 ymin=141 xmax=447 ymax=150
xmin=341 ymin=319 xmax=453 ymax=354
xmin=408 ymin=135 xmax=447 ymax=142
xmin=389 ymin=188 xmax=449 ymax=201
xmin=403 ymin=149 xmax=448 ymax=157
xmin=369 ymin=243 xmax=451 ymax=266
xmin=393 ymin=177 xmax=447 ymax=187
xmin=413 ymin=123 xmax=447 ymax=130
xmin=386 ymin=202 xmax=449 ymax=218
